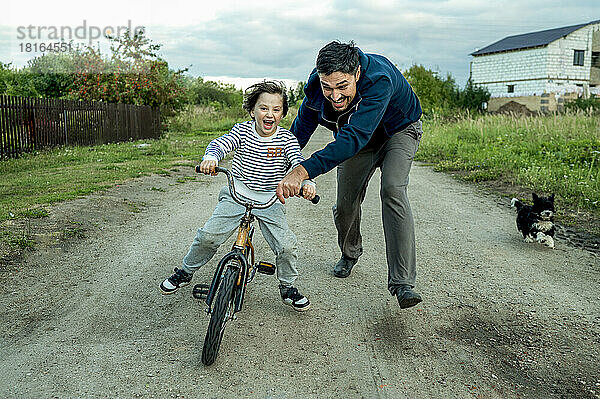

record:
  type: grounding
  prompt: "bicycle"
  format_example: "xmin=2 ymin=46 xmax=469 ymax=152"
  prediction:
xmin=191 ymin=166 xmax=319 ymax=366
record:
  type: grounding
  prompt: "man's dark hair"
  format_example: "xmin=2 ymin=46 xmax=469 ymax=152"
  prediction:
xmin=316 ymin=41 xmax=360 ymax=76
xmin=243 ymin=80 xmax=288 ymax=118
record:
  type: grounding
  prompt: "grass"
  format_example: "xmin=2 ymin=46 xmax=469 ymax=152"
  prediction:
xmin=418 ymin=110 xmax=600 ymax=228
xmin=0 ymin=130 xmax=217 ymax=223
xmin=0 ymin=103 xmax=301 ymax=257
xmin=2 ymin=105 xmax=599 ymax=255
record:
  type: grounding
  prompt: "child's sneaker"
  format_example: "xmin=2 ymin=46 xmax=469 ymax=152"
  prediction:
xmin=160 ymin=268 xmax=192 ymax=294
xmin=280 ymin=285 xmax=310 ymax=312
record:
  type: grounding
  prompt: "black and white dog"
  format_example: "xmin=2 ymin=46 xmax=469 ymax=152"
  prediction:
xmin=511 ymin=193 xmax=556 ymax=248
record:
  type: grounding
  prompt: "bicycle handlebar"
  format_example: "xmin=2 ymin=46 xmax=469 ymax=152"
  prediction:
xmin=195 ymin=165 xmax=320 ymax=206
xmin=302 ymin=187 xmax=320 ymax=205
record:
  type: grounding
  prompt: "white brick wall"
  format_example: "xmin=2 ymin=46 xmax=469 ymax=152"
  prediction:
xmin=547 ymin=27 xmax=592 ymax=81
xmin=471 ymin=22 xmax=600 ymax=97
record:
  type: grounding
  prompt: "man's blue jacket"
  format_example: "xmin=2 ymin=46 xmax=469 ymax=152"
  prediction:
xmin=291 ymin=48 xmax=422 ymax=179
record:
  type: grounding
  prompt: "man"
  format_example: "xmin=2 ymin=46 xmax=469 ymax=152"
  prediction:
xmin=276 ymin=41 xmax=423 ymax=309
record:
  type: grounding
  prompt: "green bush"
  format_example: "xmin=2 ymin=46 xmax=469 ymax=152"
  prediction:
xmin=565 ymin=95 xmax=600 ymax=113
xmin=1 ymin=32 xmax=187 ymax=114
xmin=0 ymin=63 xmax=40 ymax=97
xmin=458 ymin=79 xmax=490 ymax=113
xmin=287 ymin=81 xmax=306 ymax=105
xmin=23 ymin=52 xmax=76 ymax=98
xmin=186 ymin=78 xmax=243 ymax=108
xmin=403 ymin=64 xmax=458 ymax=116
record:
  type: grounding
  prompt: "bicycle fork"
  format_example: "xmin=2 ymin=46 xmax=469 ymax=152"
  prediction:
xmin=198 ymin=252 xmax=247 ymax=312
xmin=192 ymin=219 xmax=276 ymax=316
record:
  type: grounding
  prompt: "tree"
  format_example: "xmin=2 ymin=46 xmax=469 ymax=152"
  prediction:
xmin=458 ymin=79 xmax=490 ymax=112
xmin=70 ymin=29 xmax=187 ymax=112
xmin=188 ymin=78 xmax=242 ymax=108
xmin=287 ymin=81 xmax=305 ymax=106
xmin=24 ymin=52 xmax=76 ymax=98
xmin=403 ymin=64 xmax=458 ymax=115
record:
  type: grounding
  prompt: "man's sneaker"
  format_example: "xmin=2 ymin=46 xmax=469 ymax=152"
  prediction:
xmin=333 ymin=255 xmax=358 ymax=278
xmin=396 ymin=285 xmax=422 ymax=309
xmin=280 ymin=285 xmax=310 ymax=312
xmin=160 ymin=268 xmax=192 ymax=295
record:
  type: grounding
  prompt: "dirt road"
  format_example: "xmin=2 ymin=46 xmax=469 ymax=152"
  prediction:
xmin=1 ymin=127 xmax=599 ymax=398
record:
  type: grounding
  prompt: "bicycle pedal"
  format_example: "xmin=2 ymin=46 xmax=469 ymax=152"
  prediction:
xmin=192 ymin=283 xmax=210 ymax=300
xmin=256 ymin=261 xmax=275 ymax=275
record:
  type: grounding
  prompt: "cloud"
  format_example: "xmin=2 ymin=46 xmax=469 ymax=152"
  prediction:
xmin=1 ymin=0 xmax=597 ymax=87
xmin=148 ymin=2 xmax=479 ymax=83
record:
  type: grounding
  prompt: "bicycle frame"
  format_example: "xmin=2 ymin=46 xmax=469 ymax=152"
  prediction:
xmin=204 ymin=214 xmax=253 ymax=314
xmin=202 ymin=167 xmax=277 ymax=315
xmin=196 ymin=165 xmax=319 ymax=365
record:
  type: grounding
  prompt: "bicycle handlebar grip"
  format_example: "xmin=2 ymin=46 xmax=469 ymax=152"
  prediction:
xmin=299 ymin=187 xmax=320 ymax=204
xmin=195 ymin=165 xmax=228 ymax=174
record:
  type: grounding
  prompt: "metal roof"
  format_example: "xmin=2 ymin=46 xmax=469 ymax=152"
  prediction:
xmin=470 ymin=20 xmax=600 ymax=56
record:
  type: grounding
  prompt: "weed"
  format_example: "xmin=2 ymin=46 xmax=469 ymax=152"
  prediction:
xmin=18 ymin=208 xmax=49 ymax=219
xmin=62 ymin=227 xmax=86 ymax=240
xmin=176 ymin=176 xmax=195 ymax=184
xmin=123 ymin=199 xmax=145 ymax=213
xmin=0 ymin=230 xmax=35 ymax=251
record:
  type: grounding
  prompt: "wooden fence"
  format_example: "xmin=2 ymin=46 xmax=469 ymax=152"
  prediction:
xmin=0 ymin=95 xmax=161 ymax=158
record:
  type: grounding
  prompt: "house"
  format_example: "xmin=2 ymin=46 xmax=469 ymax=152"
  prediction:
xmin=470 ymin=20 xmax=600 ymax=112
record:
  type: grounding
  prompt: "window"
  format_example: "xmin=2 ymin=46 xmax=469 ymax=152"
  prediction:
xmin=592 ymin=52 xmax=600 ymax=68
xmin=507 ymin=85 xmax=515 ymax=93
xmin=573 ymin=50 xmax=585 ymax=66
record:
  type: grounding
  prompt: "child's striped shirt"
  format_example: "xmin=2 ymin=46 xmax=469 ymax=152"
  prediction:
xmin=203 ymin=121 xmax=309 ymax=202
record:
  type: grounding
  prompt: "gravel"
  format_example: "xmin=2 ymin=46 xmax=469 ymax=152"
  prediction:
xmin=1 ymin=127 xmax=598 ymax=398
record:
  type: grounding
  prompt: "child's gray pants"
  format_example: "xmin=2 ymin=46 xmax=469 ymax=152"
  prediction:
xmin=182 ymin=186 xmax=298 ymax=286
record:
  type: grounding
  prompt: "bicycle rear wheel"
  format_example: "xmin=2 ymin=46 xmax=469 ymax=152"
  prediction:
xmin=202 ymin=264 xmax=237 ymax=366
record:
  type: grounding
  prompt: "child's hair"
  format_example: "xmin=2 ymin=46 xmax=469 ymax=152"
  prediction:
xmin=243 ymin=80 xmax=289 ymax=118
xmin=316 ymin=40 xmax=360 ymax=76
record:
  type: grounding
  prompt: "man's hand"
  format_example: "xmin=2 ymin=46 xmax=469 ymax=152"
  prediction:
xmin=300 ymin=183 xmax=316 ymax=201
xmin=276 ymin=165 xmax=309 ymax=204
xmin=199 ymin=159 xmax=218 ymax=175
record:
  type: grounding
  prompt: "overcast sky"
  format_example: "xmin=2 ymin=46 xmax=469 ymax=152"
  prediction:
xmin=1 ymin=0 xmax=598 ymax=88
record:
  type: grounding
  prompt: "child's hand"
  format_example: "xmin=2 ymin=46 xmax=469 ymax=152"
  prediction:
xmin=299 ymin=183 xmax=316 ymax=201
xmin=199 ymin=159 xmax=218 ymax=175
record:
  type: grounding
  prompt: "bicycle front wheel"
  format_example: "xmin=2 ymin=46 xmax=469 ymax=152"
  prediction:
xmin=202 ymin=265 xmax=237 ymax=366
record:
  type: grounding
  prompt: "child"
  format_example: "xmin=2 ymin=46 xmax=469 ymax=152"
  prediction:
xmin=160 ymin=81 xmax=315 ymax=311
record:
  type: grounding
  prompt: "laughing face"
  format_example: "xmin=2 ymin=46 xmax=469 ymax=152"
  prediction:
xmin=319 ymin=67 xmax=361 ymax=112
xmin=250 ymin=92 xmax=284 ymax=137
